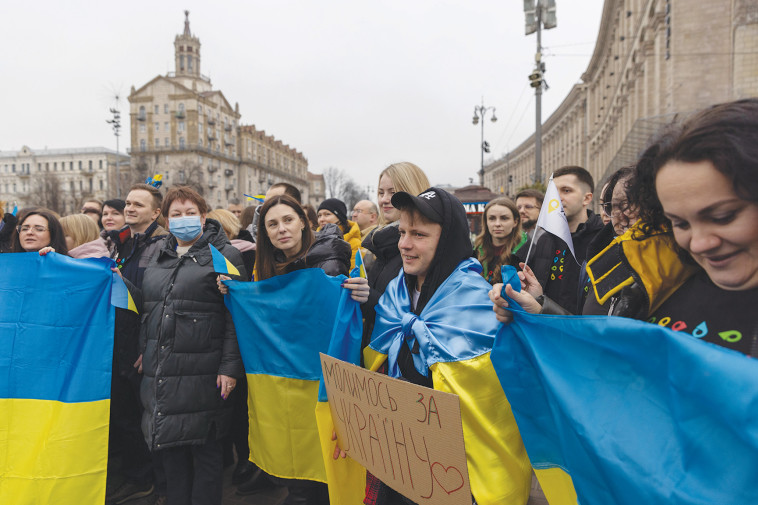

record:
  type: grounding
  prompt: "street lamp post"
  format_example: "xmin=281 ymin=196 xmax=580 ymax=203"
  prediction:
xmin=106 ymin=108 xmax=122 ymax=198
xmin=472 ymin=99 xmax=497 ymax=187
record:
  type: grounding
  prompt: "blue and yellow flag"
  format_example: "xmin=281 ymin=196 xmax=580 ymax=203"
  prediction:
xmin=0 ymin=253 xmax=117 ymax=505
xmin=364 ymin=258 xmax=532 ymax=505
xmin=491 ymin=272 xmax=758 ymax=505
xmin=349 ymin=249 xmax=367 ymax=280
xmin=243 ymin=193 xmax=265 ymax=203
xmin=209 ymin=243 xmax=241 ymax=277
xmin=224 ymin=268 xmax=361 ymax=486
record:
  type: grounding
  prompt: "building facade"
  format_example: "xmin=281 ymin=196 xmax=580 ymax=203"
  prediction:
xmin=307 ymin=171 xmax=325 ymax=208
xmin=0 ymin=146 xmax=129 ymax=215
xmin=484 ymin=0 xmax=758 ymax=200
xmin=128 ymin=11 xmax=308 ymax=208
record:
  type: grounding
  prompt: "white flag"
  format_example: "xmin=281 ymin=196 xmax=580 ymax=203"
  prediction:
xmin=523 ymin=176 xmax=576 ymax=266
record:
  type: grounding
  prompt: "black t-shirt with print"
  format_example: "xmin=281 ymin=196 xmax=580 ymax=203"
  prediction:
xmin=648 ymin=270 xmax=758 ymax=356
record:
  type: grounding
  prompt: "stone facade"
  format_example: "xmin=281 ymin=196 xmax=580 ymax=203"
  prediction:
xmin=128 ymin=12 xmax=308 ymax=208
xmin=307 ymin=171 xmax=325 ymax=208
xmin=484 ymin=0 xmax=758 ymax=202
xmin=0 ymin=146 xmax=129 ymax=215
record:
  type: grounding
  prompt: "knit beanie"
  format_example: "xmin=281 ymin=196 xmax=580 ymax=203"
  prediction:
xmin=318 ymin=198 xmax=348 ymax=228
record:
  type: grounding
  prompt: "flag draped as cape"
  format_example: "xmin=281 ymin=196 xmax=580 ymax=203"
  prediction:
xmin=365 ymin=258 xmax=531 ymax=505
xmin=491 ymin=275 xmax=758 ymax=505
xmin=1 ymin=253 xmax=121 ymax=505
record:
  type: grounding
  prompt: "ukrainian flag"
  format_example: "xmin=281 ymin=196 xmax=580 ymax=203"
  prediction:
xmin=224 ymin=268 xmax=362 ymax=485
xmin=364 ymin=258 xmax=532 ymax=505
xmin=0 ymin=253 xmax=118 ymax=505
xmin=209 ymin=243 xmax=241 ymax=277
xmin=491 ymin=272 xmax=758 ymax=505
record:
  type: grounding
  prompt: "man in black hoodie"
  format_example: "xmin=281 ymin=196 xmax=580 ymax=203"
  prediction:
xmin=530 ymin=166 xmax=604 ymax=313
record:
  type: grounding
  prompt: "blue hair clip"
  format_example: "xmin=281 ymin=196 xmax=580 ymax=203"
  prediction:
xmin=145 ymin=174 xmax=163 ymax=189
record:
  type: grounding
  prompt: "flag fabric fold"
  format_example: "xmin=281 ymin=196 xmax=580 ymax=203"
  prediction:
xmin=365 ymin=258 xmax=532 ymax=505
xmin=209 ymin=243 xmax=241 ymax=276
xmin=224 ymin=267 xmax=363 ymax=495
xmin=0 ymin=253 xmax=117 ymax=505
xmin=491 ymin=277 xmax=758 ymax=505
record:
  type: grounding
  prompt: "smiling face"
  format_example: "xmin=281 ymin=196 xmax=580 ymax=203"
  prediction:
xmin=486 ymin=205 xmax=517 ymax=246
xmin=125 ymin=189 xmax=161 ymax=234
xmin=101 ymin=205 xmax=126 ymax=231
xmin=265 ymin=203 xmax=305 ymax=258
xmin=18 ymin=214 xmax=52 ymax=252
xmin=398 ymin=210 xmax=442 ymax=290
xmin=656 ymin=159 xmax=758 ymax=291
xmin=377 ymin=174 xmax=399 ymax=223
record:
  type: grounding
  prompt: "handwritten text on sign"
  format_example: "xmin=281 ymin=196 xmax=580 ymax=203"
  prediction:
xmin=319 ymin=354 xmax=471 ymax=505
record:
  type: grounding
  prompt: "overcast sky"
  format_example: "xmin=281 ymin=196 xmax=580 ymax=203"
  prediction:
xmin=0 ymin=0 xmax=604 ymax=191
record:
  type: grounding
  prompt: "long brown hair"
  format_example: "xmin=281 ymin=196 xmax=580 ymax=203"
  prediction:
xmin=474 ymin=197 xmax=523 ymax=282
xmin=254 ymin=195 xmax=314 ymax=281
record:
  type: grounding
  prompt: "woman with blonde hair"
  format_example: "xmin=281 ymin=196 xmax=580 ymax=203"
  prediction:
xmin=475 ymin=197 xmax=529 ymax=284
xmin=361 ymin=162 xmax=431 ymax=349
xmin=60 ymin=213 xmax=109 ymax=259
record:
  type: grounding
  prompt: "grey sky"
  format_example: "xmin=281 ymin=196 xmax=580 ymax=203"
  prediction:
xmin=0 ymin=0 xmax=604 ymax=191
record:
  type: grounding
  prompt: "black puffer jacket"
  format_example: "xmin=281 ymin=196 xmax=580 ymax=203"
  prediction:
xmin=0 ymin=212 xmax=18 ymax=253
xmin=277 ymin=223 xmax=350 ymax=276
xmin=361 ymin=223 xmax=403 ymax=350
xmin=139 ymin=219 xmax=246 ymax=450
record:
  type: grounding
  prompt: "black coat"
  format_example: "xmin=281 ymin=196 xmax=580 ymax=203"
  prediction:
xmin=278 ymin=223 xmax=350 ymax=277
xmin=139 ymin=219 xmax=246 ymax=450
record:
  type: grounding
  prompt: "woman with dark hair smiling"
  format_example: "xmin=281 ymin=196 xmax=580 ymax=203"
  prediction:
xmin=12 ymin=209 xmax=68 ymax=256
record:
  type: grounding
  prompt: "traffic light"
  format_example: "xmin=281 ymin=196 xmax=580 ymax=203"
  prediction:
xmin=529 ymin=69 xmax=543 ymax=88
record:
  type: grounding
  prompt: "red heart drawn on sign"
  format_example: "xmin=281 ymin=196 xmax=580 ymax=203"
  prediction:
xmin=431 ymin=462 xmax=465 ymax=495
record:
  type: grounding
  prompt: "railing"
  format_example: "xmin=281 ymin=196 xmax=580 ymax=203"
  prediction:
xmin=224 ymin=169 xmax=234 ymax=177
xmin=225 ymin=183 xmax=235 ymax=191
xmin=208 ymin=182 xmax=217 ymax=189
xmin=207 ymin=166 xmax=218 ymax=173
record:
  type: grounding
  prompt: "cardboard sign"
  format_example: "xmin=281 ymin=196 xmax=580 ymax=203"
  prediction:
xmin=319 ymin=354 xmax=471 ymax=505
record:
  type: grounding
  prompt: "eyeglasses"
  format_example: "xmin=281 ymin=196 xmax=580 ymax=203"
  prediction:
xmin=517 ymin=204 xmax=537 ymax=211
xmin=18 ymin=225 xmax=48 ymax=233
xmin=351 ymin=209 xmax=366 ymax=215
xmin=81 ymin=207 xmax=100 ymax=215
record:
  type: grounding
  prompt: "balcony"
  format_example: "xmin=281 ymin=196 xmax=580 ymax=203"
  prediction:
xmin=175 ymin=111 xmax=186 ymax=119
xmin=207 ymin=165 xmax=218 ymax=173
xmin=208 ymin=181 xmax=217 ymax=189
xmin=225 ymin=183 xmax=235 ymax=191
xmin=224 ymin=124 xmax=233 ymax=132
xmin=137 ymin=114 xmax=146 ymax=122
xmin=224 ymin=136 xmax=234 ymax=147
xmin=207 ymin=133 xmax=216 ymax=141
xmin=207 ymin=117 xmax=216 ymax=126
xmin=224 ymin=169 xmax=234 ymax=177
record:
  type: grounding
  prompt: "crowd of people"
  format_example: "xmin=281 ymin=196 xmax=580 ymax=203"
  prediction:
xmin=1 ymin=97 xmax=756 ymax=505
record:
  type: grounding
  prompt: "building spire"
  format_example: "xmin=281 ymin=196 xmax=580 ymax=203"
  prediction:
xmin=183 ymin=10 xmax=191 ymax=37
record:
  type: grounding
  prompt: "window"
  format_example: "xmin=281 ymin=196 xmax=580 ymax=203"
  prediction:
xmin=140 ymin=139 xmax=146 ymax=151
xmin=155 ymin=122 xmax=159 ymax=132
xmin=199 ymin=105 xmax=203 ymax=114
xmin=179 ymin=137 xmax=185 ymax=148
xmin=164 ymin=104 xmax=169 ymax=114
xmin=164 ymin=121 xmax=169 ymax=132
xmin=88 ymin=160 xmax=92 ymax=171
xmin=198 ymin=123 xmax=203 ymax=134
xmin=178 ymin=103 xmax=185 ymax=115
xmin=11 ymin=164 xmax=15 ymax=173
xmin=99 ymin=160 xmax=103 ymax=170
xmin=155 ymin=139 xmax=160 ymax=148
xmin=188 ymin=55 xmax=193 ymax=71
xmin=180 ymin=54 xmax=185 ymax=71
xmin=70 ymin=162 xmax=73 ymax=171
xmin=139 ymin=123 xmax=146 ymax=133
xmin=178 ymin=121 xmax=185 ymax=132
xmin=165 ymin=138 xmax=169 ymax=147
xmin=154 ymin=105 xmax=159 ymax=114
xmin=100 ymin=179 xmax=104 ymax=190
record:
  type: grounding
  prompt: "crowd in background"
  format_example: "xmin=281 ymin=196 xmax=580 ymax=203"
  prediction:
xmin=1 ymin=97 xmax=757 ymax=505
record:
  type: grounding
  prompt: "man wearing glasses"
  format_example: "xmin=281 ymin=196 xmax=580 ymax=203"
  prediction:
xmin=515 ymin=189 xmax=544 ymax=239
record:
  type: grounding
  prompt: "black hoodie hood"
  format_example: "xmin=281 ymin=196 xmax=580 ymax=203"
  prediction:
xmin=393 ymin=187 xmax=473 ymax=314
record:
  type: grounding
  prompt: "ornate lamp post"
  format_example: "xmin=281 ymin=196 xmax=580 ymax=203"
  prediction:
xmin=472 ymin=99 xmax=497 ymax=186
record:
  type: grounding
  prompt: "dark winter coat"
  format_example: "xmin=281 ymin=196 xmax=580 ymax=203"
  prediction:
xmin=531 ymin=210 xmax=604 ymax=313
xmin=139 ymin=219 xmax=246 ymax=451
xmin=0 ymin=212 xmax=18 ymax=253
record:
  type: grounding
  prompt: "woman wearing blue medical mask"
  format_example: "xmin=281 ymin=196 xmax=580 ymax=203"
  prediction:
xmin=138 ymin=186 xmax=247 ymax=505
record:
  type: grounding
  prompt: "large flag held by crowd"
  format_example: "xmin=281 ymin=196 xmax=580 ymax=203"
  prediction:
xmin=0 ymin=253 xmax=127 ymax=505
xmin=490 ymin=270 xmax=758 ymax=505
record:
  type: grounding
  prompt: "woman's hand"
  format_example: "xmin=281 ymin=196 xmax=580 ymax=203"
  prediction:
xmin=217 ymin=275 xmax=230 ymax=295
xmin=332 ymin=429 xmax=346 ymax=459
xmin=217 ymin=374 xmax=237 ymax=400
xmin=38 ymin=246 xmax=55 ymax=256
xmin=489 ymin=283 xmax=542 ymax=323
xmin=133 ymin=354 xmax=143 ymax=374
xmin=342 ymin=277 xmax=369 ymax=304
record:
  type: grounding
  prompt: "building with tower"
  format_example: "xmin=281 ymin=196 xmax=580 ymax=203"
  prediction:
xmin=128 ymin=11 xmax=309 ymax=207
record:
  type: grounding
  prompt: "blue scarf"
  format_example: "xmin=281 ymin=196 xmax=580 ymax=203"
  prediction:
xmin=369 ymin=258 xmax=499 ymax=378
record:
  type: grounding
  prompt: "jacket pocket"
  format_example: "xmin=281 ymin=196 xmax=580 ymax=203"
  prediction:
xmin=173 ymin=311 xmax=217 ymax=353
